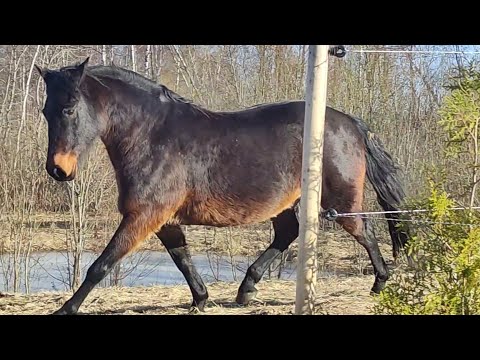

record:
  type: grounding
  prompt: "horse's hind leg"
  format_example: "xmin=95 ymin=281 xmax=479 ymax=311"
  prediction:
xmin=236 ymin=208 xmax=299 ymax=305
xmin=337 ymin=215 xmax=389 ymax=294
xmin=156 ymin=225 xmax=208 ymax=312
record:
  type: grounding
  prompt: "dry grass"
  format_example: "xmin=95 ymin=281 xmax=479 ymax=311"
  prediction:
xmin=0 ymin=213 xmax=392 ymax=261
xmin=0 ymin=215 xmax=273 ymax=255
xmin=0 ymin=232 xmax=391 ymax=315
xmin=0 ymin=213 xmax=396 ymax=315
xmin=0 ymin=276 xmax=376 ymax=315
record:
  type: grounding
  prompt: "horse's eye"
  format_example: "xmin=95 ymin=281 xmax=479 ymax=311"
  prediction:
xmin=63 ymin=108 xmax=75 ymax=116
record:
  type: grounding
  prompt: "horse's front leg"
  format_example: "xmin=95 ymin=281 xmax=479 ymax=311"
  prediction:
xmin=156 ymin=225 xmax=208 ymax=312
xmin=52 ymin=211 xmax=166 ymax=315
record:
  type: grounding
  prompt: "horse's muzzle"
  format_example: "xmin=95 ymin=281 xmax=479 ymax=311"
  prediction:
xmin=51 ymin=166 xmax=76 ymax=181
xmin=46 ymin=152 xmax=78 ymax=182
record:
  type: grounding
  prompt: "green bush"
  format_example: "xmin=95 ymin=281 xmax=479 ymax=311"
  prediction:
xmin=375 ymin=67 xmax=480 ymax=315
xmin=374 ymin=182 xmax=480 ymax=315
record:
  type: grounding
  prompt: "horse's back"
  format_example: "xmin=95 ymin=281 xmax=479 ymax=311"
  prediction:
xmin=173 ymin=101 xmax=305 ymax=226
xmin=173 ymin=101 xmax=367 ymax=227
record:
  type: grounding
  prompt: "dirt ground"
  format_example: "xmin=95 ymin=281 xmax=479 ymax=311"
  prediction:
xmin=0 ymin=214 xmax=395 ymax=315
xmin=0 ymin=276 xmax=376 ymax=315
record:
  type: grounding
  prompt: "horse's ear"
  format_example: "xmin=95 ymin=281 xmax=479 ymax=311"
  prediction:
xmin=68 ymin=57 xmax=90 ymax=85
xmin=35 ymin=64 xmax=48 ymax=80
xmin=79 ymin=57 xmax=90 ymax=68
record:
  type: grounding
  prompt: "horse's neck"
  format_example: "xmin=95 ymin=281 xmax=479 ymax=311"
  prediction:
xmin=98 ymin=93 xmax=160 ymax=171
xmin=100 ymin=112 xmax=143 ymax=157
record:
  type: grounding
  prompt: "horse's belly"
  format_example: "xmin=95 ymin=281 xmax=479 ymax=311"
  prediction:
xmin=174 ymin=189 xmax=300 ymax=227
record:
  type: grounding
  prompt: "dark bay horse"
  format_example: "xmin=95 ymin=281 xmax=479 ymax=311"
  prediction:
xmin=35 ymin=57 xmax=408 ymax=315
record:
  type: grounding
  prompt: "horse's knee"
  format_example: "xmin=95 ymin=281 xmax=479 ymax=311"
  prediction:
xmin=86 ymin=261 xmax=110 ymax=284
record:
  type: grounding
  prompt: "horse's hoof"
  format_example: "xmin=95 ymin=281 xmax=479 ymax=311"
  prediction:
xmin=236 ymin=289 xmax=258 ymax=305
xmin=51 ymin=308 xmax=69 ymax=315
xmin=189 ymin=299 xmax=207 ymax=313
xmin=51 ymin=304 xmax=77 ymax=315
xmin=188 ymin=306 xmax=202 ymax=314
xmin=370 ymin=280 xmax=386 ymax=295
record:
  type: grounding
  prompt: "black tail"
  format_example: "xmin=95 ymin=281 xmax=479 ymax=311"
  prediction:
xmin=352 ymin=117 xmax=409 ymax=261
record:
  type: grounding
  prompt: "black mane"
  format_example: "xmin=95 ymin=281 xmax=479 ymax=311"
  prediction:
xmin=86 ymin=65 xmax=194 ymax=104
xmin=85 ymin=65 xmax=218 ymax=118
xmin=57 ymin=62 xmax=200 ymax=111
xmin=60 ymin=63 xmax=296 ymax=119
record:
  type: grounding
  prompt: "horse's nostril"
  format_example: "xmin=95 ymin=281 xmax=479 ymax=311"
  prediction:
xmin=53 ymin=166 xmax=67 ymax=180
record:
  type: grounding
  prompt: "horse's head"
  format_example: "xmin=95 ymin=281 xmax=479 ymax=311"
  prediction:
xmin=36 ymin=57 xmax=100 ymax=182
